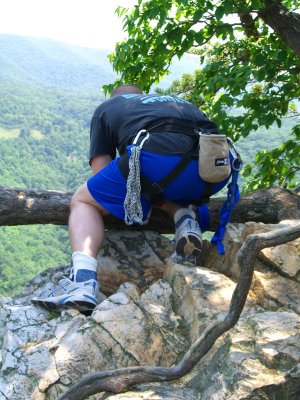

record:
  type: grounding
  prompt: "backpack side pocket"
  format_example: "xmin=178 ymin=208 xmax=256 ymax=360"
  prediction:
xmin=199 ymin=133 xmax=231 ymax=183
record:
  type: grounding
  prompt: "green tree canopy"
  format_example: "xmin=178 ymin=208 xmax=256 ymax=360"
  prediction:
xmin=107 ymin=0 xmax=300 ymax=191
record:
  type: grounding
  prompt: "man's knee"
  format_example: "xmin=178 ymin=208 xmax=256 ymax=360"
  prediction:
xmin=70 ymin=184 xmax=91 ymax=209
xmin=70 ymin=183 xmax=110 ymax=216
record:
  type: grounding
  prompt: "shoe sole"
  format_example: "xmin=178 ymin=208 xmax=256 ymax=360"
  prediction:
xmin=32 ymin=298 xmax=60 ymax=312
xmin=176 ymin=234 xmax=202 ymax=257
xmin=32 ymin=297 xmax=97 ymax=313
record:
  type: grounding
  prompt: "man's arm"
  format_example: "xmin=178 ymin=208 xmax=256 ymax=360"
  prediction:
xmin=90 ymin=155 xmax=112 ymax=175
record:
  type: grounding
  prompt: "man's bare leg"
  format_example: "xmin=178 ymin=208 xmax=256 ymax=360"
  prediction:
xmin=31 ymin=183 xmax=108 ymax=312
xmin=68 ymin=183 xmax=109 ymax=258
xmin=67 ymin=183 xmax=111 ymax=286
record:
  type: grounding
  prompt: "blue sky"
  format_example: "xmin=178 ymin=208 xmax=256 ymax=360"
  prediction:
xmin=0 ymin=0 xmax=137 ymax=50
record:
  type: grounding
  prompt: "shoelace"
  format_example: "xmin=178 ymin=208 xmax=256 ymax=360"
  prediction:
xmin=58 ymin=277 xmax=72 ymax=286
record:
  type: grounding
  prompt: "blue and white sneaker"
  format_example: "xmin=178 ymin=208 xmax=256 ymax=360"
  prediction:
xmin=31 ymin=278 xmax=106 ymax=313
xmin=175 ymin=216 xmax=202 ymax=257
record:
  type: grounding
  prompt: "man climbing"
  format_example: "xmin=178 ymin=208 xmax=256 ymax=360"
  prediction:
xmin=32 ymin=84 xmax=232 ymax=313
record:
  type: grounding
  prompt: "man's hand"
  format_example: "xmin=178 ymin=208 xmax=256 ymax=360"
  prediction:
xmin=90 ymin=155 xmax=112 ymax=175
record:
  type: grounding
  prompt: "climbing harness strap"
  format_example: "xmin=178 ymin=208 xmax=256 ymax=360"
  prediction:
xmin=211 ymin=139 xmax=242 ymax=254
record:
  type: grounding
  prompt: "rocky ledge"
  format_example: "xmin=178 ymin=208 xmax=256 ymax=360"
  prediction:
xmin=0 ymin=222 xmax=299 ymax=399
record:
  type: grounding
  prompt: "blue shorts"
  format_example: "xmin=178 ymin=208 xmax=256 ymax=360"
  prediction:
xmin=87 ymin=148 xmax=230 ymax=222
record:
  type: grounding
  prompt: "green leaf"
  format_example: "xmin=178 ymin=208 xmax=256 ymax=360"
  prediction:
xmin=223 ymin=0 xmax=234 ymax=14
xmin=215 ymin=6 xmax=225 ymax=20
xmin=195 ymin=32 xmax=204 ymax=45
xmin=193 ymin=9 xmax=203 ymax=21
xmin=253 ymin=53 xmax=265 ymax=66
xmin=250 ymin=0 xmax=263 ymax=10
xmin=277 ymin=50 xmax=287 ymax=62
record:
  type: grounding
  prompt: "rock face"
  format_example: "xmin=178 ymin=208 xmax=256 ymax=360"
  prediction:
xmin=97 ymin=230 xmax=172 ymax=294
xmin=0 ymin=223 xmax=299 ymax=400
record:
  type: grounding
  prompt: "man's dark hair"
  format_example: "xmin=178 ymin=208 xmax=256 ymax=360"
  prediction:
xmin=111 ymin=84 xmax=143 ymax=97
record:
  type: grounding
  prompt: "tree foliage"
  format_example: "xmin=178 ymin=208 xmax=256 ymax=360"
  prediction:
xmin=107 ymin=0 xmax=300 ymax=191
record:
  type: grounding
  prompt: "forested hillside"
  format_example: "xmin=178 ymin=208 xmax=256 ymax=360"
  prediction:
xmin=0 ymin=81 xmax=100 ymax=296
xmin=0 ymin=35 xmax=111 ymax=296
xmin=0 ymin=34 xmax=295 ymax=297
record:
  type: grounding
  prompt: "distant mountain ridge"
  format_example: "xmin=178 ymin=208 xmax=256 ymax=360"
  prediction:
xmin=0 ymin=34 xmax=115 ymax=92
xmin=0 ymin=34 xmax=200 ymax=93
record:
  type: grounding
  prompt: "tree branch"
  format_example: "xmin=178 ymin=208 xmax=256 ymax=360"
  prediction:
xmin=238 ymin=12 xmax=260 ymax=39
xmin=0 ymin=186 xmax=299 ymax=232
xmin=259 ymin=1 xmax=300 ymax=58
xmin=57 ymin=222 xmax=300 ymax=400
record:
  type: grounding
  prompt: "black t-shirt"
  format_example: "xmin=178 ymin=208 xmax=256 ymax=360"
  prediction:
xmin=89 ymin=93 xmax=219 ymax=163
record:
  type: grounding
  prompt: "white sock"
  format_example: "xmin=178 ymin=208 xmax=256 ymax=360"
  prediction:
xmin=174 ymin=208 xmax=196 ymax=226
xmin=71 ymin=251 xmax=97 ymax=283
